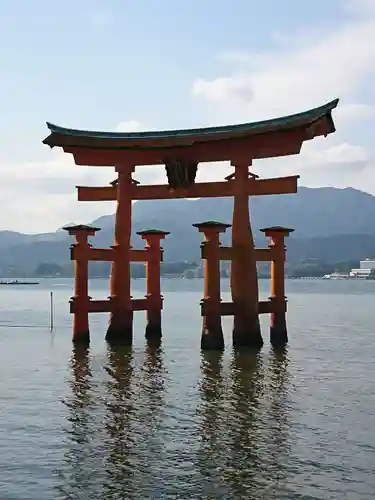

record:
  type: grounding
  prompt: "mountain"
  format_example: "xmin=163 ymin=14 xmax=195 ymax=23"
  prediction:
xmin=90 ymin=186 xmax=375 ymax=262
xmin=1 ymin=186 xmax=375 ymax=272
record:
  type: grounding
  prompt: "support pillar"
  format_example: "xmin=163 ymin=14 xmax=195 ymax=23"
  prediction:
xmin=106 ymin=166 xmax=134 ymax=344
xmin=63 ymin=224 xmax=101 ymax=344
xmin=137 ymin=229 xmax=170 ymax=342
xmin=193 ymin=221 xmax=231 ymax=350
xmin=260 ymin=226 xmax=294 ymax=346
xmin=230 ymin=163 xmax=263 ymax=348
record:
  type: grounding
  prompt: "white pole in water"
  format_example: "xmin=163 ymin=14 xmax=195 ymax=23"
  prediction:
xmin=50 ymin=291 xmax=54 ymax=332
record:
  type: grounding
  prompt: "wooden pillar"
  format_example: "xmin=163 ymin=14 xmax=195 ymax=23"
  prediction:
xmin=63 ymin=224 xmax=100 ymax=344
xmin=137 ymin=229 xmax=170 ymax=343
xmin=230 ymin=163 xmax=263 ymax=348
xmin=106 ymin=166 xmax=134 ymax=344
xmin=260 ymin=226 xmax=294 ymax=345
xmin=193 ymin=221 xmax=231 ymax=350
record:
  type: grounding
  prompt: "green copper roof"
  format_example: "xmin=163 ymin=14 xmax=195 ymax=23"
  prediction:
xmin=192 ymin=221 xmax=232 ymax=229
xmin=259 ymin=226 xmax=295 ymax=234
xmin=136 ymin=229 xmax=170 ymax=236
xmin=43 ymin=98 xmax=339 ymax=148
xmin=63 ymin=224 xmax=101 ymax=232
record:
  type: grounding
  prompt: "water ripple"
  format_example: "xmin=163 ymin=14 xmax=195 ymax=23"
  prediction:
xmin=1 ymin=280 xmax=375 ymax=498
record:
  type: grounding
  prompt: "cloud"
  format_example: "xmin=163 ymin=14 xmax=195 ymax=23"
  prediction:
xmin=191 ymin=2 xmax=375 ymax=193
xmin=193 ymin=75 xmax=254 ymax=105
xmin=336 ymin=103 xmax=375 ymax=122
xmin=191 ymin=139 xmax=371 ymax=189
xmin=114 ymin=120 xmax=145 ymax=132
xmin=5 ymin=1 xmax=375 ymax=234
xmin=0 ymin=114 xmax=177 ymax=232
xmin=306 ymin=143 xmax=370 ymax=167
xmin=192 ymin=8 xmax=375 ymax=119
xmin=0 ymin=147 xmax=172 ymax=233
xmin=0 ymin=152 xmax=116 ymax=233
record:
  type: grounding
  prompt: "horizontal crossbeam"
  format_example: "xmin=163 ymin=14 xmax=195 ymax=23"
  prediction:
xmin=200 ymin=300 xmax=287 ymax=316
xmin=215 ymin=246 xmax=275 ymax=261
xmin=77 ymin=176 xmax=299 ymax=202
xmin=69 ymin=297 xmax=155 ymax=313
xmin=70 ymin=247 xmax=162 ymax=262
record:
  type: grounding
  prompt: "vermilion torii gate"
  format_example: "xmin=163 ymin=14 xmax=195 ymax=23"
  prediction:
xmin=43 ymin=98 xmax=338 ymax=349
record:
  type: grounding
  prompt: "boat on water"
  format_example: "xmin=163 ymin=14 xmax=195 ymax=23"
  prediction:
xmin=0 ymin=280 xmax=40 ymax=285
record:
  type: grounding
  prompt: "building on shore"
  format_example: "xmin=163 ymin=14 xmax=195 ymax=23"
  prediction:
xmin=349 ymin=268 xmax=372 ymax=279
xmin=347 ymin=258 xmax=375 ymax=279
xmin=360 ymin=259 xmax=375 ymax=270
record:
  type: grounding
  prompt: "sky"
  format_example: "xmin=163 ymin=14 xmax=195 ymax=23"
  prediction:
xmin=1 ymin=0 xmax=375 ymax=233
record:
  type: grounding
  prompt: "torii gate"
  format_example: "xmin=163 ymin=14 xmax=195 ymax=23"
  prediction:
xmin=43 ymin=98 xmax=338 ymax=349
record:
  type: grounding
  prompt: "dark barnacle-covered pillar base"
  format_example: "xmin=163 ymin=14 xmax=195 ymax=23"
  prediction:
xmin=232 ymin=317 xmax=264 ymax=349
xmin=145 ymin=319 xmax=162 ymax=338
xmin=269 ymin=302 xmax=288 ymax=346
xmin=145 ymin=318 xmax=162 ymax=348
xmin=200 ymin=314 xmax=225 ymax=350
xmin=105 ymin=307 xmax=134 ymax=346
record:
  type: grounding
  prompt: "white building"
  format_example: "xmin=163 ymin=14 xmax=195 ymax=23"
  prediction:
xmin=360 ymin=259 xmax=375 ymax=270
xmin=350 ymin=268 xmax=372 ymax=278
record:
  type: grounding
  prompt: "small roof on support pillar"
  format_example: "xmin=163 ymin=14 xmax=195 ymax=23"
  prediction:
xmin=193 ymin=221 xmax=232 ymax=232
xmin=260 ymin=226 xmax=294 ymax=237
xmin=136 ymin=229 xmax=170 ymax=236
xmin=63 ymin=224 xmax=101 ymax=235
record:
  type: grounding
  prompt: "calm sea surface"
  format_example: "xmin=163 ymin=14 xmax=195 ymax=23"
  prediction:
xmin=0 ymin=278 xmax=374 ymax=499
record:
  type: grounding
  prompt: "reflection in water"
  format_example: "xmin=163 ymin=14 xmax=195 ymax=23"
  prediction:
xmin=57 ymin=344 xmax=101 ymax=499
xmin=102 ymin=344 xmax=135 ymax=499
xmin=196 ymin=348 xmax=292 ymax=500
xmin=265 ymin=347 xmax=292 ymax=497
xmin=135 ymin=346 xmax=167 ymax=497
xmin=103 ymin=344 xmax=167 ymax=499
xmin=196 ymin=351 xmax=228 ymax=497
xmin=269 ymin=349 xmax=291 ymax=445
xmin=223 ymin=349 xmax=265 ymax=498
xmin=58 ymin=343 xmax=291 ymax=499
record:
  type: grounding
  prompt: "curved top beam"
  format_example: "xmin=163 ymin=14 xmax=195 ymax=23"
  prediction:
xmin=43 ymin=99 xmax=339 ymax=149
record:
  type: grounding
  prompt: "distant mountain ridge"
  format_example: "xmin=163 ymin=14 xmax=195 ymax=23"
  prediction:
xmin=1 ymin=186 xmax=375 ymax=272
